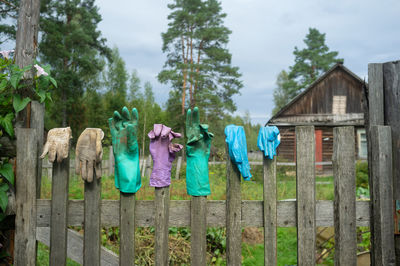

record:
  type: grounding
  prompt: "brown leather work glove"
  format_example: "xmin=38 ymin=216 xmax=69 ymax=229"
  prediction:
xmin=40 ymin=127 xmax=72 ymax=163
xmin=75 ymin=128 xmax=104 ymax=182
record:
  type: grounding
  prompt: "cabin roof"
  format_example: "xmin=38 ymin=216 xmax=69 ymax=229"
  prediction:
xmin=267 ymin=63 xmax=365 ymax=126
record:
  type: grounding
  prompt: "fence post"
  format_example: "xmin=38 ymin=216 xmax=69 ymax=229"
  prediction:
xmin=120 ymin=193 xmax=135 ymax=265
xmin=333 ymin=127 xmax=356 ymax=265
xmin=108 ymin=146 xmax=114 ymax=176
xmin=50 ymin=155 xmax=69 ymax=265
xmin=191 ymin=196 xmax=207 ymax=266
xmin=30 ymin=101 xmax=44 ymax=197
xmin=296 ymin=126 xmax=316 ymax=266
xmin=14 ymin=128 xmax=38 ymax=266
xmin=226 ymin=144 xmax=242 ymax=265
xmin=83 ymin=170 xmax=101 ymax=265
xmin=175 ymin=156 xmax=182 ymax=180
xmin=263 ymin=156 xmax=277 ymax=265
xmin=370 ymin=126 xmax=395 ymax=265
xmin=155 ymin=187 xmax=170 ymax=265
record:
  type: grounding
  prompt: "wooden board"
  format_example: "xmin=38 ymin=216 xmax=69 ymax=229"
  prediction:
xmin=120 ymin=193 xmax=135 ymax=266
xmin=14 ymin=128 xmax=38 ymax=266
xmin=296 ymin=126 xmax=316 ymax=265
xmin=191 ymin=196 xmax=207 ymax=266
xmin=36 ymin=199 xmax=370 ymax=227
xmin=264 ymin=157 xmax=277 ymax=266
xmin=155 ymin=187 xmax=170 ymax=266
xmin=50 ymin=157 xmax=69 ymax=266
xmin=226 ymin=145 xmax=242 ymax=265
xmin=333 ymin=127 xmax=356 ymax=265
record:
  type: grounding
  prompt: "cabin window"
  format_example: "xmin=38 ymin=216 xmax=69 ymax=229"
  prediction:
xmin=332 ymin=95 xmax=346 ymax=114
xmin=357 ymin=129 xmax=367 ymax=159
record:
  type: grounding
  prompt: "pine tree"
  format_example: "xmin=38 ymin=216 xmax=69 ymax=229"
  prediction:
xmin=272 ymin=70 xmax=297 ymax=115
xmin=158 ymin=0 xmax=242 ymax=121
xmin=39 ymin=0 xmax=111 ymax=134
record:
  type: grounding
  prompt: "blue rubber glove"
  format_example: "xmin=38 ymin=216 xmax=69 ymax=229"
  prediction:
xmin=225 ymin=125 xmax=251 ymax=180
xmin=109 ymin=107 xmax=141 ymax=193
xmin=186 ymin=107 xmax=213 ymax=196
xmin=257 ymin=126 xmax=280 ymax=159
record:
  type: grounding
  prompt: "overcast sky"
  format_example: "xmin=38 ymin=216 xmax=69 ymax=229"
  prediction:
xmin=96 ymin=0 xmax=399 ymax=125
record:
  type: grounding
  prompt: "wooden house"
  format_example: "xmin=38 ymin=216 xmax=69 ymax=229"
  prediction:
xmin=267 ymin=63 xmax=367 ymax=173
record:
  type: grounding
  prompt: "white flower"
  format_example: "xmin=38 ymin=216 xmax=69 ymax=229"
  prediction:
xmin=0 ymin=50 xmax=14 ymax=59
xmin=34 ymin=64 xmax=49 ymax=77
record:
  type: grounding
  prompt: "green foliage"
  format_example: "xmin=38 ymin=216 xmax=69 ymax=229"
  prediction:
xmin=356 ymin=161 xmax=369 ymax=189
xmin=0 ymin=0 xmax=19 ymax=44
xmin=272 ymin=28 xmax=343 ymax=113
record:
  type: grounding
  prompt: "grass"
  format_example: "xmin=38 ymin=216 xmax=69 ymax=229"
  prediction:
xmin=38 ymin=163 xmax=366 ymax=265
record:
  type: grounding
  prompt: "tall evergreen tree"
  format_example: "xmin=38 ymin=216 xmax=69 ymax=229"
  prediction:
xmin=39 ymin=0 xmax=110 ymax=135
xmin=272 ymin=28 xmax=343 ymax=114
xmin=158 ymin=0 xmax=242 ymax=123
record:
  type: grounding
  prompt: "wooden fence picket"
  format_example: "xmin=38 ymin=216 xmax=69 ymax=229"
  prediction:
xmin=296 ymin=126 xmax=316 ymax=266
xmin=333 ymin=127 xmax=357 ymax=265
xmin=120 ymin=193 xmax=136 ymax=265
xmin=50 ymin=156 xmax=69 ymax=266
xmin=155 ymin=186 xmax=170 ymax=265
xmin=191 ymin=196 xmax=207 ymax=266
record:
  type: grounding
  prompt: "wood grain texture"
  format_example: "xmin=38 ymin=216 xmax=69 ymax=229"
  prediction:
xmin=296 ymin=126 xmax=316 ymax=266
xmin=108 ymin=146 xmax=114 ymax=176
xmin=333 ymin=127 xmax=357 ymax=266
xmin=226 ymin=144 xmax=242 ymax=266
xmin=37 ymin=227 xmax=119 ymax=266
xmin=370 ymin=126 xmax=396 ymax=265
xmin=382 ymin=61 xmax=400 ymax=264
xmin=368 ymin=63 xmax=384 ymax=126
xmin=175 ymin=156 xmax=182 ymax=180
xmin=191 ymin=196 xmax=207 ymax=266
xmin=155 ymin=187 xmax=170 ymax=266
xmin=84 ymin=177 xmax=101 ymax=266
xmin=263 ymin=157 xmax=277 ymax=266
xmin=36 ymin=199 xmax=370 ymax=227
xmin=14 ymin=128 xmax=38 ymax=266
xmin=30 ymin=101 xmax=44 ymax=196
xmin=120 ymin=193 xmax=135 ymax=266
xmin=50 ymin=158 xmax=69 ymax=266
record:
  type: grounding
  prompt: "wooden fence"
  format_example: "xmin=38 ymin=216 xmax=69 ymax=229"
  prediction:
xmin=13 ymin=124 xmax=393 ymax=266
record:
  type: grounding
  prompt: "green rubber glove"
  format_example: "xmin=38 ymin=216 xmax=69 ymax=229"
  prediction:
xmin=108 ymin=106 xmax=141 ymax=193
xmin=186 ymin=107 xmax=214 ymax=196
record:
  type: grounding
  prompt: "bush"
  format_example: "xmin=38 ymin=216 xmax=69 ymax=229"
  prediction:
xmin=356 ymin=161 xmax=369 ymax=189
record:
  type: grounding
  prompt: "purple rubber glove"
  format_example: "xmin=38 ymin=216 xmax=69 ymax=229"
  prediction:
xmin=148 ymin=124 xmax=183 ymax=187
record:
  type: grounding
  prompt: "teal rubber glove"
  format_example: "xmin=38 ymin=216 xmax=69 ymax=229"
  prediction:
xmin=108 ymin=107 xmax=141 ymax=193
xmin=185 ymin=107 xmax=214 ymax=196
xmin=257 ymin=126 xmax=281 ymax=159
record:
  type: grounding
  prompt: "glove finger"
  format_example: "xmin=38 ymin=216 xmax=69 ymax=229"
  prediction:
xmin=81 ymin=160 xmax=87 ymax=181
xmin=113 ymin=111 xmax=123 ymax=130
xmin=192 ymin=107 xmax=200 ymax=126
xmin=87 ymin=160 xmax=94 ymax=183
xmin=186 ymin=108 xmax=192 ymax=131
xmin=48 ymin=147 xmax=56 ymax=163
xmin=95 ymin=161 xmax=102 ymax=179
xmin=40 ymin=142 xmax=49 ymax=159
xmin=121 ymin=106 xmax=131 ymax=121
xmin=131 ymin=108 xmax=138 ymax=125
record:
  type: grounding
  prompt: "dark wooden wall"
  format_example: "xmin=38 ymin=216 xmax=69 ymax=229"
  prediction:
xmin=280 ymin=68 xmax=364 ymax=116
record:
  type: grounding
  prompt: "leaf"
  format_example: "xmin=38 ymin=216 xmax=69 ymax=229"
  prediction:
xmin=0 ymin=190 xmax=8 ymax=212
xmin=46 ymin=92 xmax=53 ymax=102
xmin=10 ymin=70 xmax=24 ymax=89
xmin=0 ymin=182 xmax=8 ymax=192
xmin=0 ymin=113 xmax=14 ymax=137
xmin=13 ymin=94 xmax=31 ymax=113
xmin=37 ymin=90 xmax=46 ymax=103
xmin=0 ymin=79 xmax=7 ymax=91
xmin=49 ymin=77 xmax=57 ymax=88
xmin=0 ymin=163 xmax=14 ymax=185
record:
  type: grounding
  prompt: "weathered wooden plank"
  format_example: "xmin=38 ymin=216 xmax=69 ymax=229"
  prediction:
xmin=155 ymin=187 xmax=170 ymax=266
xmin=191 ymin=196 xmax=207 ymax=266
xmin=370 ymin=126 xmax=396 ymax=265
xmin=14 ymin=128 xmax=38 ymax=266
xmin=37 ymin=227 xmax=119 ymax=266
xmin=108 ymin=146 xmax=114 ymax=176
xmin=226 ymin=145 xmax=242 ymax=265
xmin=30 ymin=101 xmax=44 ymax=196
xmin=50 ymin=157 xmax=69 ymax=266
xmin=264 ymin=156 xmax=277 ymax=266
xmin=333 ymin=127 xmax=357 ymax=266
xmin=382 ymin=61 xmax=400 ymax=264
xmin=120 ymin=193 xmax=135 ymax=266
xmin=175 ymin=156 xmax=182 ymax=179
xmin=296 ymin=126 xmax=316 ymax=266
xmin=36 ymin=199 xmax=370 ymax=227
xmin=368 ymin=63 xmax=384 ymax=126
xmin=84 ymin=177 xmax=101 ymax=266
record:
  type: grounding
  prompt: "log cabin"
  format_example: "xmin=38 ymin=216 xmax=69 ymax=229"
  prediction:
xmin=267 ymin=63 xmax=367 ymax=174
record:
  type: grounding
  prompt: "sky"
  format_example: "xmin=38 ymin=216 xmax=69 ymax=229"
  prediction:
xmin=95 ymin=0 xmax=400 ymax=125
